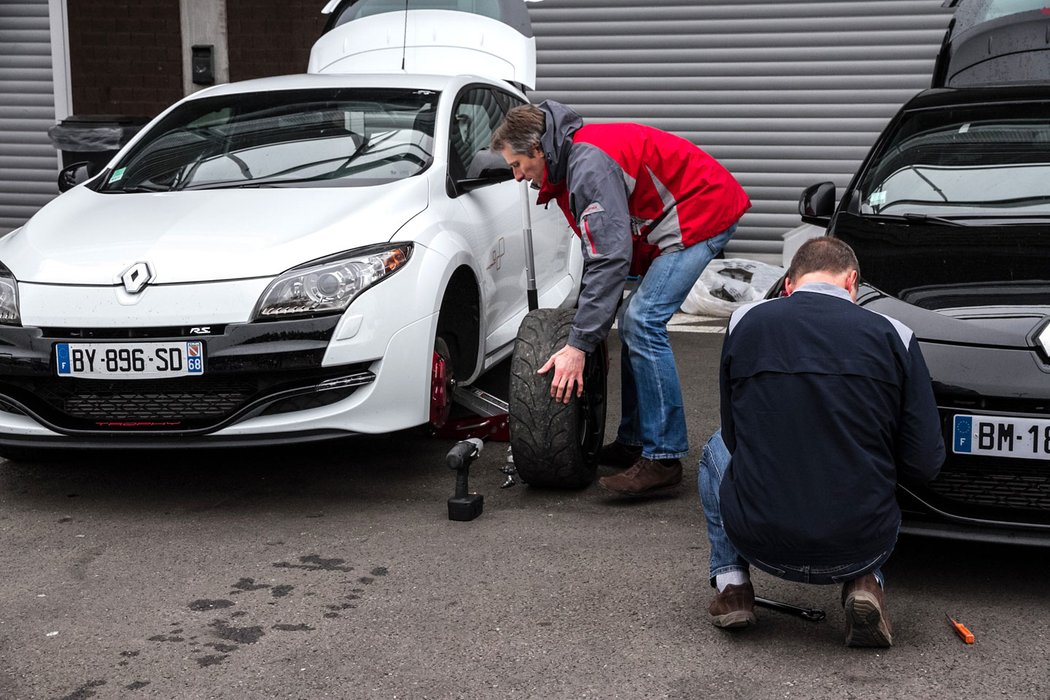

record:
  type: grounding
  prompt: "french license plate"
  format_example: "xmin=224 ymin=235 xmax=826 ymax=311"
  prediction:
xmin=56 ymin=341 xmax=204 ymax=379
xmin=952 ymin=414 xmax=1050 ymax=459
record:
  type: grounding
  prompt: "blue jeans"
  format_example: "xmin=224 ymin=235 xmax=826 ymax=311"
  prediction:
xmin=697 ymin=430 xmax=891 ymax=588
xmin=616 ymin=226 xmax=734 ymax=460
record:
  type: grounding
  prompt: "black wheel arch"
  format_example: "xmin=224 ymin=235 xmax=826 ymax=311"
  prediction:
xmin=436 ymin=266 xmax=481 ymax=381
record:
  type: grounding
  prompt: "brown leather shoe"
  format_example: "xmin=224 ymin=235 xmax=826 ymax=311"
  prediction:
xmin=597 ymin=441 xmax=643 ymax=469
xmin=842 ymin=574 xmax=893 ymax=648
xmin=709 ymin=582 xmax=757 ymax=629
xmin=598 ymin=457 xmax=682 ymax=497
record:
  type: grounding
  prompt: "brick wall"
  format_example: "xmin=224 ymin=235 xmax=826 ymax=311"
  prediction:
xmin=226 ymin=1 xmax=327 ymax=81
xmin=67 ymin=0 xmax=183 ymax=119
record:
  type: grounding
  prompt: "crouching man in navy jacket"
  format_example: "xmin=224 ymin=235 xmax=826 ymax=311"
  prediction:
xmin=698 ymin=236 xmax=944 ymax=648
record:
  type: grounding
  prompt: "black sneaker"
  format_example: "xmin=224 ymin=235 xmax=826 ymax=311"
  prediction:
xmin=597 ymin=441 xmax=642 ymax=469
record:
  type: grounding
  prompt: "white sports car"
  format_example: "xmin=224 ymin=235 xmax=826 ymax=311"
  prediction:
xmin=0 ymin=0 xmax=580 ymax=458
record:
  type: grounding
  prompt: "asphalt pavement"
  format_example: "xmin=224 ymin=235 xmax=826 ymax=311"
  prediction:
xmin=1 ymin=328 xmax=1048 ymax=699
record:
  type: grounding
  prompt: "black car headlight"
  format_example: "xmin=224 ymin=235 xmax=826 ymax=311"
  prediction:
xmin=252 ymin=244 xmax=413 ymax=321
xmin=0 ymin=262 xmax=20 ymax=326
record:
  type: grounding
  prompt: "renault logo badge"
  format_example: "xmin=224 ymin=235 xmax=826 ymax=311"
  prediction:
xmin=120 ymin=262 xmax=154 ymax=294
xmin=1037 ymin=319 xmax=1050 ymax=362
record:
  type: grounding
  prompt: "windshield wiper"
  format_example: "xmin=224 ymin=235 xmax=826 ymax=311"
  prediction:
xmin=900 ymin=213 xmax=964 ymax=227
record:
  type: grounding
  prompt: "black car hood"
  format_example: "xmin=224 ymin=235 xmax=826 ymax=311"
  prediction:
xmin=834 ymin=214 xmax=1050 ymax=348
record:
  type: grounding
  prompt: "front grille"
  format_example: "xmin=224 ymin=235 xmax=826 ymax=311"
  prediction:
xmin=45 ymin=379 xmax=253 ymax=421
xmin=0 ymin=366 xmax=373 ymax=433
xmin=926 ymin=460 xmax=1050 ymax=513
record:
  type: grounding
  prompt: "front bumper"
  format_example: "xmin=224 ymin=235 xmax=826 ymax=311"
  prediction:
xmin=0 ymin=316 xmax=376 ymax=438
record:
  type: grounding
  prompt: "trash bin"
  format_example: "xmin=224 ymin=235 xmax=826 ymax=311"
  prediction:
xmin=47 ymin=115 xmax=149 ymax=177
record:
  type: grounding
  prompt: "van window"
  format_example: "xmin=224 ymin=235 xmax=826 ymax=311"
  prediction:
xmin=326 ymin=0 xmax=533 ymax=37
xmin=954 ymin=0 xmax=1050 ymax=34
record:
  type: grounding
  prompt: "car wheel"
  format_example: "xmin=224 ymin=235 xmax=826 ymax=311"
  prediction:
xmin=509 ymin=308 xmax=607 ymax=488
xmin=429 ymin=335 xmax=455 ymax=430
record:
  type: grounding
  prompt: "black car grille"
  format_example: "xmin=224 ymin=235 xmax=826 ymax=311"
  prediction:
xmin=911 ymin=455 xmax=1050 ymax=524
xmin=926 ymin=460 xmax=1050 ymax=513
xmin=43 ymin=378 xmax=253 ymax=422
xmin=0 ymin=366 xmax=373 ymax=434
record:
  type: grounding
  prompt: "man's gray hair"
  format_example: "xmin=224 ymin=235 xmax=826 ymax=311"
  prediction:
xmin=787 ymin=236 xmax=860 ymax=280
xmin=490 ymin=103 xmax=545 ymax=155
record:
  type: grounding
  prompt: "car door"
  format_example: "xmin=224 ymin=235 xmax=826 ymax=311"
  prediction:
xmin=447 ymin=86 xmax=575 ymax=360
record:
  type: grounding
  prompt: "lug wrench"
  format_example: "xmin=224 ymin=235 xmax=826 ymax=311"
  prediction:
xmin=754 ymin=596 xmax=826 ymax=622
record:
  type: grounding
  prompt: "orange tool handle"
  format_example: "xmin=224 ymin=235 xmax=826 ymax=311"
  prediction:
xmin=945 ymin=613 xmax=974 ymax=644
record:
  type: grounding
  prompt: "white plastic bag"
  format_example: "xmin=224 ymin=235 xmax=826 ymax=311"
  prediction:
xmin=681 ymin=258 xmax=785 ymax=317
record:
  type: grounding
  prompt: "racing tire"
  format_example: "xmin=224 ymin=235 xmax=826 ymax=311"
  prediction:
xmin=509 ymin=308 xmax=607 ymax=488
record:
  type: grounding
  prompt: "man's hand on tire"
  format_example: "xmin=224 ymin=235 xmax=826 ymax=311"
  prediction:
xmin=538 ymin=344 xmax=585 ymax=404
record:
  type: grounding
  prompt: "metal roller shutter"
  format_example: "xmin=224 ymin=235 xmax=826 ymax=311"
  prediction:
xmin=0 ymin=0 xmax=58 ymax=236
xmin=527 ymin=0 xmax=954 ymax=261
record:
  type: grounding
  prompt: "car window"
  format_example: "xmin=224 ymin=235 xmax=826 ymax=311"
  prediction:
xmin=448 ymin=87 xmax=510 ymax=182
xmin=855 ymin=101 xmax=1050 ymax=220
xmin=327 ymin=0 xmax=533 ymax=37
xmin=101 ymin=88 xmax=438 ymax=192
xmin=953 ymin=0 xmax=1050 ymax=34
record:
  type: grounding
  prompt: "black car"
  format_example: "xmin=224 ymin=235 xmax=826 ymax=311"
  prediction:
xmin=797 ymin=85 xmax=1050 ymax=545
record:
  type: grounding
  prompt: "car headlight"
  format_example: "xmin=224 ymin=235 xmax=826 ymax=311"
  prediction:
xmin=0 ymin=262 xmax=20 ymax=326
xmin=252 ymin=244 xmax=413 ymax=321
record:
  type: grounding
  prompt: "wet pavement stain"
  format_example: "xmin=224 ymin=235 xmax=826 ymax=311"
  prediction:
xmin=272 ymin=554 xmax=354 ymax=572
xmin=230 ymin=578 xmax=269 ymax=592
xmin=58 ymin=679 xmax=105 ymax=700
xmin=106 ymin=558 xmax=392 ymax=693
xmin=209 ymin=619 xmax=265 ymax=644
xmin=189 ymin=599 xmax=234 ymax=611
xmin=205 ymin=643 xmax=239 ymax=653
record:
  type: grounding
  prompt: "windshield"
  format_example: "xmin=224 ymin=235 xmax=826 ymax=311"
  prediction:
xmin=855 ymin=100 xmax=1050 ymax=221
xmin=102 ymin=88 xmax=438 ymax=192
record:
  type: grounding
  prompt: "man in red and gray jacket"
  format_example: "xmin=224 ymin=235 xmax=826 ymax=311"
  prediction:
xmin=492 ymin=100 xmax=751 ymax=497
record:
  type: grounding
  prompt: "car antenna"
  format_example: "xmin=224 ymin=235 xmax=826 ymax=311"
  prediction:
xmin=401 ymin=0 xmax=409 ymax=71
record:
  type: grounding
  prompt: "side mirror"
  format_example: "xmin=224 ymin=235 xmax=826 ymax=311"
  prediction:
xmin=58 ymin=162 xmax=92 ymax=192
xmin=455 ymin=168 xmax=513 ymax=194
xmin=798 ymin=181 xmax=836 ymax=227
xmin=449 ymin=149 xmax=513 ymax=196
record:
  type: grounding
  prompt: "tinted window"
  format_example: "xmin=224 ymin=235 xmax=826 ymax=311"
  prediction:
xmin=449 ymin=88 xmax=510 ymax=181
xmin=855 ymin=101 xmax=1050 ymax=220
xmin=102 ymin=88 xmax=438 ymax=192
xmin=327 ymin=0 xmax=533 ymax=37
xmin=954 ymin=0 xmax=1050 ymax=34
